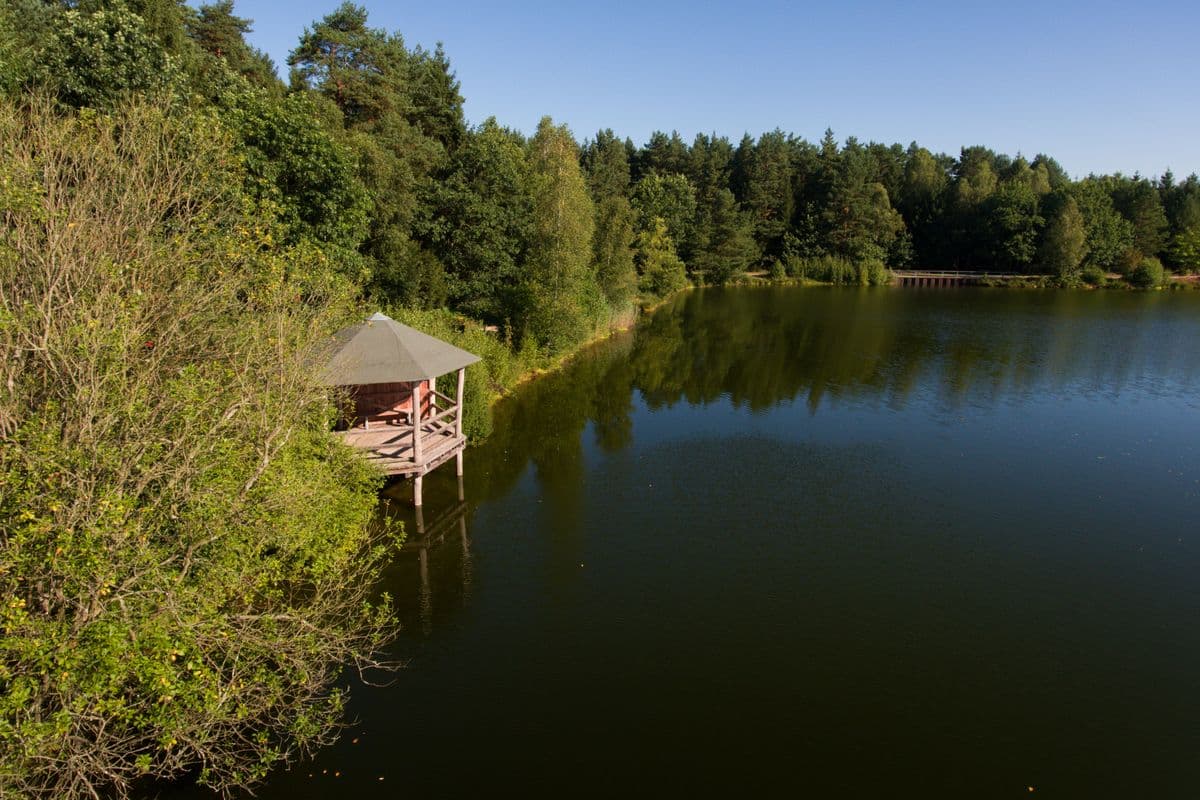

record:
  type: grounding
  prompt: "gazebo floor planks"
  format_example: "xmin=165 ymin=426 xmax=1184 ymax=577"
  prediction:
xmin=338 ymin=425 xmax=465 ymax=476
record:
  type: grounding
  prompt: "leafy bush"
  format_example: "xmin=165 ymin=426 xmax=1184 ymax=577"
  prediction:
xmin=1129 ymin=256 xmax=1165 ymax=288
xmin=0 ymin=99 xmax=393 ymax=800
xmin=635 ymin=217 xmax=689 ymax=299
xmin=1081 ymin=265 xmax=1107 ymax=286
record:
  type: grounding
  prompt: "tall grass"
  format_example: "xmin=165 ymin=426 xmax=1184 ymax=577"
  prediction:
xmin=783 ymin=254 xmax=891 ymax=286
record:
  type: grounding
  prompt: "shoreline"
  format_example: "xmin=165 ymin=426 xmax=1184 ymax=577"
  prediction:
xmin=477 ymin=271 xmax=1198 ymax=424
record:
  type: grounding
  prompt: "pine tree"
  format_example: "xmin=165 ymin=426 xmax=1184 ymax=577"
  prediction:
xmin=288 ymin=2 xmax=408 ymax=126
xmin=187 ymin=1 xmax=279 ymax=91
xmin=1110 ymin=177 xmax=1169 ymax=258
xmin=581 ymin=128 xmax=632 ymax=201
xmin=693 ymin=189 xmax=757 ymax=284
xmin=737 ymin=130 xmax=795 ymax=259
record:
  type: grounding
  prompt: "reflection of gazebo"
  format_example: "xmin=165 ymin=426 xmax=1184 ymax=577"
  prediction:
xmin=319 ymin=312 xmax=480 ymax=506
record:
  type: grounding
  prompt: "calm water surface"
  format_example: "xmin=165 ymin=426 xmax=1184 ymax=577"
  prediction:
xmin=262 ymin=287 xmax=1200 ymax=798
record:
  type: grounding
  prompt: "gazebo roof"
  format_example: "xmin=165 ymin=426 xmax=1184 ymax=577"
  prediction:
xmin=318 ymin=312 xmax=481 ymax=385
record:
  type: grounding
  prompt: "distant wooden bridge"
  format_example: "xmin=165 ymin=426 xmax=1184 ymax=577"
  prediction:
xmin=891 ymin=270 xmax=1025 ymax=287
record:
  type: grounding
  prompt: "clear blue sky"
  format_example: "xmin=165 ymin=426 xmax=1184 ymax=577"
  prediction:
xmin=213 ymin=0 xmax=1198 ymax=178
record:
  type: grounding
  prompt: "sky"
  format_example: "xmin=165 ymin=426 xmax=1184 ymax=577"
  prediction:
xmin=212 ymin=0 xmax=1199 ymax=178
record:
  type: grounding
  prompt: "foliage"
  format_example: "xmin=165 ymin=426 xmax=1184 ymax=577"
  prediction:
xmin=0 ymin=1 xmax=54 ymax=97
xmin=593 ymin=195 xmax=639 ymax=307
xmin=821 ymin=142 xmax=906 ymax=264
xmin=288 ymin=2 xmax=406 ymax=126
xmin=1110 ymin=177 xmax=1169 ymax=258
xmin=34 ymin=1 xmax=184 ymax=109
xmin=582 ymin=128 xmax=632 ymax=201
xmin=1168 ymin=226 xmax=1200 ymax=274
xmin=0 ymin=99 xmax=393 ymax=800
xmin=523 ymin=117 xmax=599 ymax=352
xmin=1071 ymin=180 xmax=1135 ymax=270
xmin=636 ymin=130 xmax=690 ymax=179
xmin=218 ymin=86 xmax=371 ymax=261
xmin=1128 ymin=256 xmax=1165 ymax=288
xmin=1040 ymin=195 xmax=1088 ymax=280
xmin=785 ymin=255 xmax=890 ymax=286
xmin=732 ymin=129 xmax=795 ymax=259
xmin=692 ymin=188 xmax=758 ymax=284
xmin=1081 ymin=265 xmax=1107 ymax=286
xmin=186 ymin=1 xmax=280 ymax=92
xmin=286 ymin=3 xmax=463 ymax=309
xmin=426 ymin=118 xmax=534 ymax=322
xmin=631 ymin=172 xmax=697 ymax=257
xmin=985 ymin=180 xmax=1044 ymax=270
xmin=635 ymin=218 xmax=688 ymax=298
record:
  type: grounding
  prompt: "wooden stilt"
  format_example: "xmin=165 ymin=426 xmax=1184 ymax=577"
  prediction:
xmin=411 ymin=380 xmax=424 ymax=465
xmin=413 ymin=474 xmax=423 ymax=507
xmin=456 ymin=448 xmax=463 ymax=477
xmin=455 ymin=367 xmax=465 ymax=437
xmin=457 ymin=473 xmax=465 ymax=503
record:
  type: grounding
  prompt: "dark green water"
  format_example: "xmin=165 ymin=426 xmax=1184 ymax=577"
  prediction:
xmin=267 ymin=287 xmax=1200 ymax=798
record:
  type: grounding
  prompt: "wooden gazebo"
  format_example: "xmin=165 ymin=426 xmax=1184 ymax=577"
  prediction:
xmin=319 ymin=312 xmax=480 ymax=506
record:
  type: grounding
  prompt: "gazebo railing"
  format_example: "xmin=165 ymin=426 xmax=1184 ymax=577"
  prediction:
xmin=417 ymin=395 xmax=461 ymax=437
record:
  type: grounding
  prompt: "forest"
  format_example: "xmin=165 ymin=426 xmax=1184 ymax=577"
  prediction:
xmin=1 ymin=1 xmax=1198 ymax=799
xmin=6 ymin=1 xmax=1199 ymax=351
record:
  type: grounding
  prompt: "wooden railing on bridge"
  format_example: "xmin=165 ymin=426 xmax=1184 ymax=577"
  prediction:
xmin=891 ymin=270 xmax=1026 ymax=286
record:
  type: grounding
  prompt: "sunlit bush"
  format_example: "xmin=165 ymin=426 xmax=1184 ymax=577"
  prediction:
xmin=0 ymin=98 xmax=393 ymax=800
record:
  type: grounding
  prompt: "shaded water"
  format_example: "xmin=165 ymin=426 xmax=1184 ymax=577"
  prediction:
xmin=264 ymin=287 xmax=1200 ymax=798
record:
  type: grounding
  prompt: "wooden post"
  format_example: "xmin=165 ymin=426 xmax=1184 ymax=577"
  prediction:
xmin=455 ymin=367 xmax=465 ymax=438
xmin=413 ymin=473 xmax=423 ymax=507
xmin=456 ymin=449 xmax=463 ymax=477
xmin=412 ymin=380 xmax=424 ymax=465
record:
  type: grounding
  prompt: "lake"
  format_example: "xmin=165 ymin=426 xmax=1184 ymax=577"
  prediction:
xmin=255 ymin=286 xmax=1200 ymax=798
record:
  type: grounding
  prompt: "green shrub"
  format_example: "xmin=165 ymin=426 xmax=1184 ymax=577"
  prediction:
xmin=1081 ymin=265 xmax=1106 ymax=286
xmin=1129 ymin=257 xmax=1165 ymax=289
xmin=0 ymin=98 xmax=394 ymax=800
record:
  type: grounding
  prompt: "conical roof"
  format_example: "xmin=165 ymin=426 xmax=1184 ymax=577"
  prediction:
xmin=318 ymin=312 xmax=481 ymax=385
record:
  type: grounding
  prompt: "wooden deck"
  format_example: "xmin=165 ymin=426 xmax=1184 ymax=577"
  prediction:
xmin=339 ymin=423 xmax=465 ymax=476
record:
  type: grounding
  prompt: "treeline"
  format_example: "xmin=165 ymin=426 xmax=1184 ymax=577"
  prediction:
xmin=8 ymin=1 xmax=1197 ymax=357
xmin=622 ymin=130 xmax=1199 ymax=287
